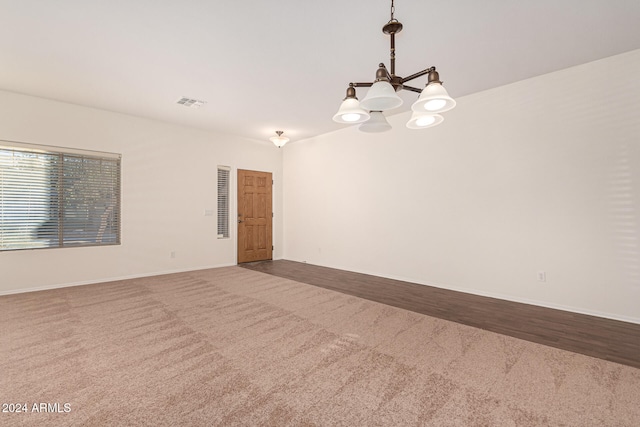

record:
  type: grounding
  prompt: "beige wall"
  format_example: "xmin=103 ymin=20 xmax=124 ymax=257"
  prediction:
xmin=283 ymin=49 xmax=640 ymax=323
xmin=0 ymin=91 xmax=283 ymax=293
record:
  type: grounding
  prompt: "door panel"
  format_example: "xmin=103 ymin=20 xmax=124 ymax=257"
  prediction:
xmin=238 ymin=169 xmax=272 ymax=263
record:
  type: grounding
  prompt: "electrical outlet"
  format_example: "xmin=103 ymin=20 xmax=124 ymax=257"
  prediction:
xmin=537 ymin=271 xmax=546 ymax=282
xmin=170 ymin=251 xmax=176 ymax=259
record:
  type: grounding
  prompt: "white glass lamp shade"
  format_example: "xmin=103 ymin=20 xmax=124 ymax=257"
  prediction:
xmin=359 ymin=111 xmax=391 ymax=133
xmin=411 ymin=83 xmax=456 ymax=114
xmin=270 ymin=135 xmax=289 ymax=148
xmin=360 ymin=80 xmax=403 ymax=111
xmin=406 ymin=112 xmax=444 ymax=129
xmin=333 ymin=98 xmax=370 ymax=124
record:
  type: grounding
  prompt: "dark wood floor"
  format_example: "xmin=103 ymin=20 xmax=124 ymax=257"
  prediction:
xmin=241 ymin=260 xmax=640 ymax=370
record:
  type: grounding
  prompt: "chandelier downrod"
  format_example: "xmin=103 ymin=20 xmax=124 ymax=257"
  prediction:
xmin=383 ymin=0 xmax=402 ymax=78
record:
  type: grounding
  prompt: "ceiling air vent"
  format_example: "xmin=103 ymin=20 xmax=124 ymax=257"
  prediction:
xmin=176 ymin=97 xmax=206 ymax=108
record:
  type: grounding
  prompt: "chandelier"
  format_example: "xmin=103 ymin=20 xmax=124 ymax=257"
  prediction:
xmin=333 ymin=0 xmax=456 ymax=132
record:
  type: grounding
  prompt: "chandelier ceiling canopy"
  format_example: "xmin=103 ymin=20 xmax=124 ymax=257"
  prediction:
xmin=333 ymin=0 xmax=456 ymax=132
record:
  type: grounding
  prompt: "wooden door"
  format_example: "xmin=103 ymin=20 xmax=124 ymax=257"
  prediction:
xmin=237 ymin=169 xmax=273 ymax=263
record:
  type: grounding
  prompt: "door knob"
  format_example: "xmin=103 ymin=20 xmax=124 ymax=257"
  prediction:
xmin=238 ymin=219 xmax=243 ymax=223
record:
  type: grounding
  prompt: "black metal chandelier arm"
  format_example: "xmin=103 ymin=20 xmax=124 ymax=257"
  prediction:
xmin=351 ymin=82 xmax=374 ymax=88
xmin=402 ymin=85 xmax=423 ymax=93
xmin=401 ymin=67 xmax=436 ymax=84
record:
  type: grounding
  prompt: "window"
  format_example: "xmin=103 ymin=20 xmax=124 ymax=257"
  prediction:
xmin=217 ymin=166 xmax=230 ymax=238
xmin=0 ymin=142 xmax=121 ymax=251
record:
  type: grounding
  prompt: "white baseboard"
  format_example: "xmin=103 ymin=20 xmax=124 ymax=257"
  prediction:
xmin=284 ymin=257 xmax=640 ymax=325
xmin=6 ymin=258 xmax=639 ymax=326
xmin=0 ymin=263 xmax=237 ymax=297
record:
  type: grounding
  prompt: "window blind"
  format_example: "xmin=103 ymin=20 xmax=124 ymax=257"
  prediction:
xmin=217 ymin=166 xmax=230 ymax=239
xmin=0 ymin=143 xmax=121 ymax=251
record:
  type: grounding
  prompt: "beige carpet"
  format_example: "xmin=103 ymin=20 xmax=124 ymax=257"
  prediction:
xmin=1 ymin=266 xmax=639 ymax=426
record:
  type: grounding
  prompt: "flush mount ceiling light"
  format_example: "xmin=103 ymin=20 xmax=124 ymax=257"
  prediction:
xmin=333 ymin=0 xmax=455 ymax=131
xmin=270 ymin=131 xmax=289 ymax=148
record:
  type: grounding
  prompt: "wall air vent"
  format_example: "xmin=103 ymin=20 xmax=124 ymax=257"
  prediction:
xmin=176 ymin=97 xmax=206 ymax=108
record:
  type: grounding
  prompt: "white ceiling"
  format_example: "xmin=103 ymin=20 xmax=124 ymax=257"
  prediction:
xmin=1 ymin=0 xmax=640 ymax=145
